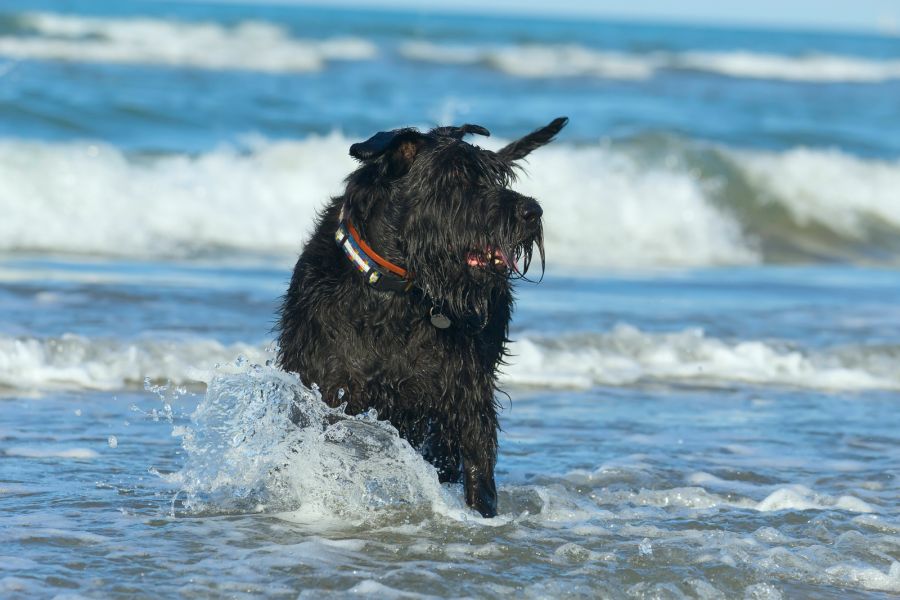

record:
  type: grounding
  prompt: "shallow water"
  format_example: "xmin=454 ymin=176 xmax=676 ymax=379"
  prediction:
xmin=1 ymin=1 xmax=900 ymax=597
xmin=2 ymin=259 xmax=899 ymax=598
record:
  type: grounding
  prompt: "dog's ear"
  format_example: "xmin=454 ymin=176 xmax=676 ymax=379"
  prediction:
xmin=497 ymin=117 xmax=568 ymax=162
xmin=349 ymin=128 xmax=426 ymax=175
xmin=431 ymin=124 xmax=490 ymax=140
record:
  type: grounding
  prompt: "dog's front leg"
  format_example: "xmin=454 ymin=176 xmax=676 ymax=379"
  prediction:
xmin=462 ymin=428 xmax=498 ymax=517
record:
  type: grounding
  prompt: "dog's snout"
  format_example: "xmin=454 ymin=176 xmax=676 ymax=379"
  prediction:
xmin=520 ymin=199 xmax=543 ymax=224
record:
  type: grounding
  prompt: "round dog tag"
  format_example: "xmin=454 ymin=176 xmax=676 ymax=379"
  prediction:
xmin=430 ymin=309 xmax=452 ymax=329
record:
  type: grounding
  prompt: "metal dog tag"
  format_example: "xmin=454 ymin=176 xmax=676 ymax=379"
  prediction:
xmin=429 ymin=308 xmax=452 ymax=329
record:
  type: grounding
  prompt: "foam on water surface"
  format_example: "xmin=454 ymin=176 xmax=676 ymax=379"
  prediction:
xmin=506 ymin=325 xmax=900 ymax=391
xmin=3 ymin=136 xmax=900 ymax=267
xmin=401 ymin=40 xmax=900 ymax=83
xmin=0 ymin=12 xmax=375 ymax=72
xmin=400 ymin=41 xmax=656 ymax=80
xmin=4 ymin=446 xmax=99 ymax=459
xmin=6 ymin=12 xmax=899 ymax=83
xmin=1 ymin=352 xmax=897 ymax=597
xmin=0 ymin=333 xmax=266 ymax=391
xmin=3 ymin=327 xmax=899 ymax=393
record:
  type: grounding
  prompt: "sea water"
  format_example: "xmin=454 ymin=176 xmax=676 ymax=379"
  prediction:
xmin=0 ymin=2 xmax=899 ymax=598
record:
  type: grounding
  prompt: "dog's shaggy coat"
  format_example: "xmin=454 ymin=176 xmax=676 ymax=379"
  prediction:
xmin=277 ymin=117 xmax=567 ymax=516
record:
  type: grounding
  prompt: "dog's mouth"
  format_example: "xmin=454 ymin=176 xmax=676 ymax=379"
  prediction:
xmin=466 ymin=247 xmax=512 ymax=271
xmin=462 ymin=231 xmax=544 ymax=281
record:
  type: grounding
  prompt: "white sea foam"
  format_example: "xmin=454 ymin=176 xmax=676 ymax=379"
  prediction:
xmin=557 ymin=478 xmax=876 ymax=516
xmin=400 ymin=41 xmax=655 ymax=80
xmin=735 ymin=148 xmax=900 ymax=236
xmin=130 ymin=357 xmax=900 ymax=594
xmin=0 ymin=135 xmax=354 ymax=259
xmin=5 ymin=446 xmax=99 ymax=459
xmin=0 ymin=333 xmax=265 ymax=391
xmin=505 ymin=324 xmax=900 ymax=391
xmin=401 ymin=40 xmax=900 ymax=83
xmin=676 ymin=50 xmax=900 ymax=83
xmin=2 ymin=327 xmax=898 ymax=392
xmin=0 ymin=135 xmax=757 ymax=267
xmin=506 ymin=141 xmax=758 ymax=267
xmin=2 ymin=135 xmax=899 ymax=266
xmin=755 ymin=485 xmax=874 ymax=513
xmin=824 ymin=562 xmax=900 ymax=594
xmin=164 ymin=359 xmax=885 ymax=525
xmin=0 ymin=12 xmax=375 ymax=72
xmin=8 ymin=12 xmax=900 ymax=83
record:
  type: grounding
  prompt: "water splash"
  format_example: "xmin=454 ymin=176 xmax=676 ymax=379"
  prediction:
xmin=161 ymin=358 xmax=458 ymax=523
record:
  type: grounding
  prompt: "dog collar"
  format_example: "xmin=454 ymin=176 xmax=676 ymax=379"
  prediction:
xmin=335 ymin=219 xmax=415 ymax=294
xmin=334 ymin=211 xmax=456 ymax=329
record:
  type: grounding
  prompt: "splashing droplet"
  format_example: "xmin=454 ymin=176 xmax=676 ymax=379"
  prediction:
xmin=159 ymin=364 xmax=449 ymax=518
xmin=108 ymin=435 xmax=118 ymax=449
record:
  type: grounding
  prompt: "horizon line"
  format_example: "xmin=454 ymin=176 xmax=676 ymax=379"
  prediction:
xmin=147 ymin=0 xmax=900 ymax=37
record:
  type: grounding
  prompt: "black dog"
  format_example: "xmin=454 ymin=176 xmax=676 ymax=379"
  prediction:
xmin=277 ymin=117 xmax=567 ymax=517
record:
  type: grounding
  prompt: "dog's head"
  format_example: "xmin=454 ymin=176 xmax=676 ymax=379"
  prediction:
xmin=341 ymin=117 xmax=567 ymax=314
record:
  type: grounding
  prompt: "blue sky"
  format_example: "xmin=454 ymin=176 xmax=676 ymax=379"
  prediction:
xmin=301 ymin=0 xmax=900 ymax=33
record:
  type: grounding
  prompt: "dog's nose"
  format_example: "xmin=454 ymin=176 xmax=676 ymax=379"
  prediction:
xmin=520 ymin=199 xmax=543 ymax=224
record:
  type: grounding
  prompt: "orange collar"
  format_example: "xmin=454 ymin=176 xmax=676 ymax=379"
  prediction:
xmin=335 ymin=218 xmax=414 ymax=293
xmin=345 ymin=219 xmax=408 ymax=279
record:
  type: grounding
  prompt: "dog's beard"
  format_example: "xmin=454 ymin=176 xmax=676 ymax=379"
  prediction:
xmin=402 ymin=217 xmax=545 ymax=326
xmin=465 ymin=222 xmax=545 ymax=283
xmin=507 ymin=224 xmax=545 ymax=283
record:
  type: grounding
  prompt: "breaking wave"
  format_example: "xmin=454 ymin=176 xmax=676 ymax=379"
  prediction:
xmin=674 ymin=50 xmax=900 ymax=83
xmin=505 ymin=325 xmax=900 ymax=391
xmin=0 ymin=333 xmax=266 ymax=391
xmin=401 ymin=41 xmax=900 ymax=83
xmin=0 ymin=12 xmax=375 ymax=72
xmin=400 ymin=41 xmax=655 ymax=80
xmin=3 ymin=328 xmax=899 ymax=393
xmin=2 ymin=134 xmax=900 ymax=267
xmin=2 ymin=12 xmax=899 ymax=83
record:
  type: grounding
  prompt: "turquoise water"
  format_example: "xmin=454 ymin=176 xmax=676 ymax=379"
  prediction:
xmin=1 ymin=2 xmax=899 ymax=598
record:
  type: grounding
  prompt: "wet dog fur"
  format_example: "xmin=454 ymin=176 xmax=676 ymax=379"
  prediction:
xmin=277 ymin=117 xmax=567 ymax=516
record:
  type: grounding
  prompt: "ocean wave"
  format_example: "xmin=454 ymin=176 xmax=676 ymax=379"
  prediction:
xmin=400 ymin=41 xmax=655 ymax=80
xmin=3 ymin=328 xmax=898 ymax=392
xmin=0 ymin=12 xmax=375 ymax=72
xmin=166 ymin=360 xmax=885 ymax=520
xmin=0 ymin=135 xmax=750 ymax=267
xmin=2 ymin=135 xmax=899 ymax=267
xmin=4 ymin=446 xmax=100 ymax=459
xmin=735 ymin=148 xmax=900 ymax=237
xmin=5 ymin=11 xmax=900 ymax=84
xmin=506 ymin=324 xmax=900 ymax=391
xmin=400 ymin=40 xmax=900 ymax=83
xmin=0 ymin=333 xmax=266 ymax=391
xmin=675 ymin=50 xmax=900 ymax=82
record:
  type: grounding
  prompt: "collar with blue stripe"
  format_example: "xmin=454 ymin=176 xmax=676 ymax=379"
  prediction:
xmin=335 ymin=219 xmax=415 ymax=294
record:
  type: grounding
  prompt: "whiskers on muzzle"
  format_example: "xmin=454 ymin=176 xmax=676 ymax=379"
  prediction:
xmin=512 ymin=227 xmax=545 ymax=283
